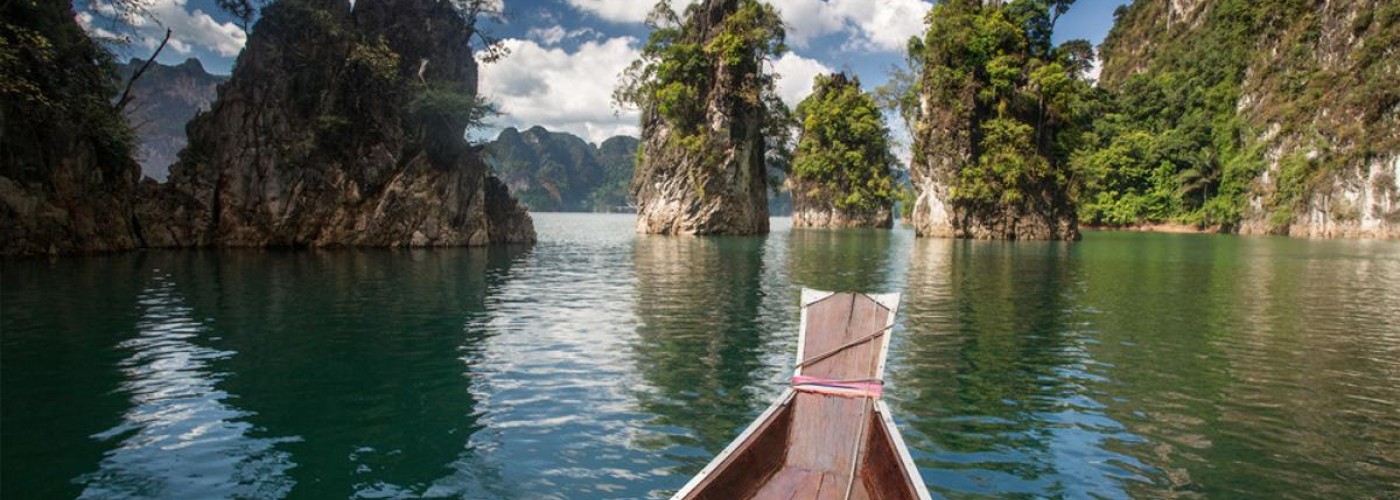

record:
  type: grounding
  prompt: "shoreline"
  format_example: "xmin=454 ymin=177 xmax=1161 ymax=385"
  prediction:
xmin=1083 ymin=223 xmax=1224 ymax=234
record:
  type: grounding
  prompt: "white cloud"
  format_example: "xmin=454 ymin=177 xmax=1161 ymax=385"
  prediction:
xmin=478 ymin=37 xmax=643 ymax=143
xmin=768 ymin=0 xmax=931 ymax=52
xmin=528 ymin=25 xmax=569 ymax=45
xmin=771 ymin=51 xmax=831 ymax=108
xmin=75 ymin=12 xmax=125 ymax=43
xmin=562 ymin=0 xmax=693 ymax=24
xmin=526 ymin=25 xmax=602 ymax=47
xmin=479 ymin=35 xmax=832 ymax=143
xmin=80 ymin=0 xmax=247 ymax=57
xmin=564 ymin=0 xmax=931 ymax=53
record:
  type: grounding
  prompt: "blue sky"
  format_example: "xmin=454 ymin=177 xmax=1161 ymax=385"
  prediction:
xmin=82 ymin=0 xmax=1130 ymax=144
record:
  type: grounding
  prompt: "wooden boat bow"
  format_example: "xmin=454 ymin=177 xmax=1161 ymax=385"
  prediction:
xmin=672 ymin=289 xmax=932 ymax=500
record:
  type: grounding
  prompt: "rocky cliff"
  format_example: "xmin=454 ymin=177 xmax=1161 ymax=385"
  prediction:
xmin=622 ymin=0 xmax=787 ymax=235
xmin=1099 ymin=0 xmax=1399 ymax=238
xmin=116 ymin=58 xmax=227 ymax=181
xmin=0 ymin=1 xmax=143 ymax=256
xmin=484 ymin=126 xmax=637 ymax=212
xmin=908 ymin=0 xmax=1084 ymax=240
xmin=142 ymin=0 xmax=534 ymax=247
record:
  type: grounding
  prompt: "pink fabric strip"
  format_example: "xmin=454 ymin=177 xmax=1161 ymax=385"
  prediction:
xmin=791 ymin=375 xmax=884 ymax=399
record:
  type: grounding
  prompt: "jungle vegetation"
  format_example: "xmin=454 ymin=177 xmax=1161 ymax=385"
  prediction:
xmin=791 ymin=72 xmax=897 ymax=213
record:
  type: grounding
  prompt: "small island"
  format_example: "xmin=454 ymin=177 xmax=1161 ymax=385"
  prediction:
xmin=615 ymin=0 xmax=788 ymax=236
xmin=789 ymin=73 xmax=898 ymax=229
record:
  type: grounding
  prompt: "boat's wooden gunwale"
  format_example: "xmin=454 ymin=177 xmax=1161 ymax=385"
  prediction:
xmin=671 ymin=389 xmax=796 ymax=498
xmin=876 ymin=400 xmax=933 ymax=500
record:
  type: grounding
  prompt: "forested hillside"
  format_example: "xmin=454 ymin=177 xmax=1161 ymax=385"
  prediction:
xmin=1083 ymin=0 xmax=1398 ymax=237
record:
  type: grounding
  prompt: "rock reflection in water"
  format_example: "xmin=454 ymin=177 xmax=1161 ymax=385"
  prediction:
xmin=629 ymin=235 xmax=772 ymax=470
xmin=899 ymin=239 xmax=1150 ymax=497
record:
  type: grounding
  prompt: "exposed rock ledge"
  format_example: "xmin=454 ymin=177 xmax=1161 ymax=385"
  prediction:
xmin=1240 ymin=155 xmax=1399 ymax=239
xmin=792 ymin=207 xmax=892 ymax=229
xmin=910 ymin=176 xmax=1079 ymax=240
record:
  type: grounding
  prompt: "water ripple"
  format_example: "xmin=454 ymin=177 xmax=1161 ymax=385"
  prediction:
xmin=3 ymin=218 xmax=1398 ymax=498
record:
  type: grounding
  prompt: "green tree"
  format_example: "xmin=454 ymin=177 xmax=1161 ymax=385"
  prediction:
xmin=873 ymin=36 xmax=926 ymax=140
xmin=613 ymin=0 xmax=788 ymax=138
xmin=791 ymin=73 xmax=897 ymax=213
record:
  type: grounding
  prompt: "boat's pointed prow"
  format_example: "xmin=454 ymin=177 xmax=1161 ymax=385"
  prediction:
xmin=673 ymin=289 xmax=931 ymax=500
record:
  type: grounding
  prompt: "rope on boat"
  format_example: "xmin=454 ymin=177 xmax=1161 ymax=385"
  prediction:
xmin=795 ymin=324 xmax=894 ymax=369
xmin=795 ymin=290 xmax=897 ymax=499
xmin=790 ymin=375 xmax=884 ymax=398
xmin=843 ymin=313 xmax=884 ymax=500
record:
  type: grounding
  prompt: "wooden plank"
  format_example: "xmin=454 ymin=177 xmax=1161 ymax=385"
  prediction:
xmin=799 ymin=293 xmax=890 ymax=380
xmin=867 ymin=401 xmax=933 ymax=500
xmin=749 ymin=467 xmax=822 ymax=500
xmin=786 ymin=292 xmax=889 ymax=498
xmin=785 ymin=392 xmax=865 ymax=470
xmin=855 ymin=408 xmax=918 ymax=500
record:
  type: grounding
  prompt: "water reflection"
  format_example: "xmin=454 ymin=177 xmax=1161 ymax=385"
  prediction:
xmin=2 ymin=256 xmax=150 ymax=499
xmin=900 ymin=239 xmax=1150 ymax=497
xmin=76 ymin=267 xmax=295 ymax=498
xmin=189 ymin=249 xmax=522 ymax=497
xmin=786 ymin=228 xmax=904 ymax=292
xmin=4 ymin=218 xmax=1400 ymax=497
xmin=629 ymin=234 xmax=774 ymax=477
xmin=450 ymin=215 xmax=649 ymax=498
xmin=1076 ymin=234 xmax=1400 ymax=497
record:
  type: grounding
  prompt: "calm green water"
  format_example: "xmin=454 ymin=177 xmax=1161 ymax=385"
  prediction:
xmin=3 ymin=214 xmax=1398 ymax=498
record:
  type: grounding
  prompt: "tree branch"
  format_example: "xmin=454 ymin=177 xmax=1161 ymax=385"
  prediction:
xmin=115 ymin=28 xmax=171 ymax=112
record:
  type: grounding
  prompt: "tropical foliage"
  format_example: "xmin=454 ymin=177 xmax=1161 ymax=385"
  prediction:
xmin=1 ymin=0 xmax=135 ymax=173
xmin=613 ymin=0 xmax=789 ymax=139
xmin=791 ymin=73 xmax=897 ymax=213
xmin=1078 ymin=0 xmax=1399 ymax=229
xmin=914 ymin=0 xmax=1093 ymax=219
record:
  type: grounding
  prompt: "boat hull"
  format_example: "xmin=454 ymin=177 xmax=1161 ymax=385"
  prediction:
xmin=672 ymin=290 xmax=931 ymax=499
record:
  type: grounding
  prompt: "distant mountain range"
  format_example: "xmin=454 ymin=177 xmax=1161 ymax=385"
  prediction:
xmin=485 ymin=126 xmax=797 ymax=215
xmin=484 ymin=126 xmax=638 ymax=212
xmin=116 ymin=58 xmax=228 ymax=181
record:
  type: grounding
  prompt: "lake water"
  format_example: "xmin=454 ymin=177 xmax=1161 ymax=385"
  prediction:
xmin=3 ymin=213 xmax=1398 ymax=498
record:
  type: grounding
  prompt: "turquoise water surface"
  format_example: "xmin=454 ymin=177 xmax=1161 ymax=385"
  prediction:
xmin=3 ymin=214 xmax=1398 ymax=498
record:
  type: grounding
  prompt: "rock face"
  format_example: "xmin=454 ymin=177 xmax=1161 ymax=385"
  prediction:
xmin=630 ymin=0 xmax=774 ymax=236
xmin=1238 ymin=151 xmax=1399 ymax=239
xmin=791 ymin=204 xmax=891 ymax=229
xmin=142 ymin=0 xmax=534 ymax=247
xmin=632 ymin=116 xmax=769 ymax=235
xmin=117 ymin=58 xmax=227 ymax=181
xmin=0 ymin=1 xmax=143 ymax=256
xmin=1101 ymin=0 xmax=1399 ymax=239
